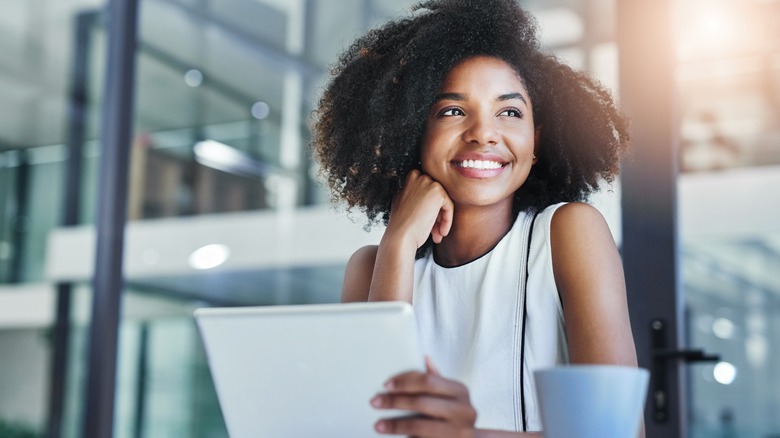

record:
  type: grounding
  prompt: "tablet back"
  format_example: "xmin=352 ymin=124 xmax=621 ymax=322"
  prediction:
xmin=195 ymin=301 xmax=423 ymax=438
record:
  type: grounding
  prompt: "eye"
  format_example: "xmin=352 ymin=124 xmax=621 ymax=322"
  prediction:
xmin=499 ymin=108 xmax=524 ymax=118
xmin=440 ymin=107 xmax=465 ymax=117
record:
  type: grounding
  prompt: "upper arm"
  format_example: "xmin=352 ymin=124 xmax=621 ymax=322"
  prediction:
xmin=550 ymin=202 xmax=637 ymax=366
xmin=342 ymin=245 xmax=379 ymax=302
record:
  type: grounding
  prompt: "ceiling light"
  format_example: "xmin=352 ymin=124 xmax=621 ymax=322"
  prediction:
xmin=251 ymin=101 xmax=270 ymax=120
xmin=712 ymin=317 xmax=735 ymax=339
xmin=713 ymin=362 xmax=737 ymax=385
xmin=188 ymin=244 xmax=230 ymax=270
xmin=184 ymin=69 xmax=204 ymax=87
xmin=194 ymin=139 xmax=294 ymax=180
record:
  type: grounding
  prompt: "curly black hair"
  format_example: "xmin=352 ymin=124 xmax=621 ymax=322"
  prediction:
xmin=312 ymin=0 xmax=629 ymax=226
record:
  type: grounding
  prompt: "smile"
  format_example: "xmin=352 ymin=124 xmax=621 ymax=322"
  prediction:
xmin=455 ymin=159 xmax=505 ymax=170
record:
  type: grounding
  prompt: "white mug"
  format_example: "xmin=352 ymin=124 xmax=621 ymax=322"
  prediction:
xmin=534 ymin=365 xmax=649 ymax=438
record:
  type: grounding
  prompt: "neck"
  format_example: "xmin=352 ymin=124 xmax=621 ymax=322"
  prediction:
xmin=433 ymin=202 xmax=515 ymax=267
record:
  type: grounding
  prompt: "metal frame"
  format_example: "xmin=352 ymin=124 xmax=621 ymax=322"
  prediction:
xmin=9 ymin=150 xmax=29 ymax=283
xmin=82 ymin=0 xmax=140 ymax=436
xmin=47 ymin=10 xmax=100 ymax=438
xmin=617 ymin=1 xmax=685 ymax=437
xmin=132 ymin=323 xmax=150 ymax=438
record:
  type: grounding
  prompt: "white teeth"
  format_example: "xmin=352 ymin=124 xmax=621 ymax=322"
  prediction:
xmin=458 ymin=160 xmax=503 ymax=170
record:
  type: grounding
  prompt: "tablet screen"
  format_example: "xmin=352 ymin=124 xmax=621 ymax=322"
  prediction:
xmin=195 ymin=301 xmax=423 ymax=438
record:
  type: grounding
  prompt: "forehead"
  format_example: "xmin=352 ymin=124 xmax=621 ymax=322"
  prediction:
xmin=439 ymin=56 xmax=528 ymax=93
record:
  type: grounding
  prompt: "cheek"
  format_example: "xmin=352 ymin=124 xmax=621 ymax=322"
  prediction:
xmin=419 ymin=129 xmax=442 ymax=163
xmin=509 ymin=128 xmax=536 ymax=153
xmin=420 ymin=147 xmax=436 ymax=174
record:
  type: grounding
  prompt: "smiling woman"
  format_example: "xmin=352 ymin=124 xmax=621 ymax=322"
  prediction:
xmin=311 ymin=0 xmax=635 ymax=436
xmin=313 ymin=0 xmax=629 ymax=245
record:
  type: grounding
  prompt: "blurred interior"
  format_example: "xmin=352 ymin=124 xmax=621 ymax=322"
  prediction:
xmin=0 ymin=0 xmax=778 ymax=436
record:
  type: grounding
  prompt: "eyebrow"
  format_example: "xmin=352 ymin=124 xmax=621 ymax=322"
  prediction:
xmin=434 ymin=92 xmax=528 ymax=106
xmin=498 ymin=93 xmax=527 ymax=105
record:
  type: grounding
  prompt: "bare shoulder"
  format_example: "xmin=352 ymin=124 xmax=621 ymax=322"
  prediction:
xmin=549 ymin=202 xmax=616 ymax=258
xmin=549 ymin=202 xmax=636 ymax=365
xmin=342 ymin=245 xmax=379 ymax=303
xmin=549 ymin=201 xmax=619 ymax=286
xmin=550 ymin=202 xmax=611 ymax=238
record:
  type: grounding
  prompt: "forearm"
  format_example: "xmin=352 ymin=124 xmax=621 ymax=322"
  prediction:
xmin=368 ymin=233 xmax=417 ymax=302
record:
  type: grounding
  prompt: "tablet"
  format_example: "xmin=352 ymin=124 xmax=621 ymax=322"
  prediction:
xmin=194 ymin=301 xmax=424 ymax=438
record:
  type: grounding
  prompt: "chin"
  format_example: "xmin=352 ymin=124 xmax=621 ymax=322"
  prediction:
xmin=451 ymin=193 xmax=513 ymax=209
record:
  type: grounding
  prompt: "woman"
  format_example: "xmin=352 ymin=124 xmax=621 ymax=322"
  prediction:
xmin=312 ymin=0 xmax=637 ymax=436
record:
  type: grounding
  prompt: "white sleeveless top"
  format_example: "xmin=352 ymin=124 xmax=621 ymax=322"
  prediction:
xmin=412 ymin=203 xmax=569 ymax=432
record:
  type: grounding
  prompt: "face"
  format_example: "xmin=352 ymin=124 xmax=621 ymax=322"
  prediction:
xmin=421 ymin=56 xmax=538 ymax=211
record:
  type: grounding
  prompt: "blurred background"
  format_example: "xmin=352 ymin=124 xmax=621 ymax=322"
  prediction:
xmin=0 ymin=0 xmax=778 ymax=437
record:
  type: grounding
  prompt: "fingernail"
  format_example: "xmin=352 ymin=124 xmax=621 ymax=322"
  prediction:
xmin=384 ymin=380 xmax=394 ymax=390
xmin=370 ymin=396 xmax=382 ymax=407
xmin=375 ymin=421 xmax=386 ymax=432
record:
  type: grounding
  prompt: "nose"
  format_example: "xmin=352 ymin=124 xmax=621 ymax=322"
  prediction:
xmin=462 ymin=114 xmax=500 ymax=145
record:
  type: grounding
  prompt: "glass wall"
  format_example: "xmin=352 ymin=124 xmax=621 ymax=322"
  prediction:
xmin=0 ymin=1 xmax=104 ymax=436
xmin=675 ymin=0 xmax=780 ymax=436
xmin=59 ymin=285 xmax=223 ymax=437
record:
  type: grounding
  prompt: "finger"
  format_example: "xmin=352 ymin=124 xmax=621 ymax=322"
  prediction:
xmin=437 ymin=197 xmax=454 ymax=237
xmin=395 ymin=170 xmax=420 ymax=203
xmin=372 ymin=393 xmax=476 ymax=424
xmin=406 ymin=168 xmax=421 ymax=181
xmin=432 ymin=210 xmax=444 ymax=244
xmin=431 ymin=197 xmax=453 ymax=244
xmin=385 ymin=372 xmax=468 ymax=399
xmin=431 ymin=216 xmax=443 ymax=244
xmin=376 ymin=416 xmax=461 ymax=438
xmin=425 ymin=356 xmax=441 ymax=376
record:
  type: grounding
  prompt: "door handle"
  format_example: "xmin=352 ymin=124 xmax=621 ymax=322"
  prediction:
xmin=653 ymin=348 xmax=720 ymax=362
xmin=649 ymin=319 xmax=720 ymax=422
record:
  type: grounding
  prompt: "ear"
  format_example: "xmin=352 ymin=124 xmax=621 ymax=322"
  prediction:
xmin=533 ymin=125 xmax=542 ymax=164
